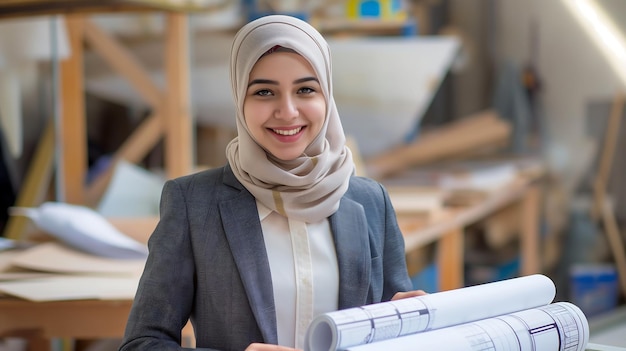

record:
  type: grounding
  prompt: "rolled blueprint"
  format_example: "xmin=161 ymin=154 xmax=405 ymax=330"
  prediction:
xmin=305 ymin=274 xmax=557 ymax=351
xmin=345 ymin=302 xmax=589 ymax=351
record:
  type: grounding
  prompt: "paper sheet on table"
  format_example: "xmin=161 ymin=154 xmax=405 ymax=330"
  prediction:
xmin=0 ymin=249 xmax=54 ymax=281
xmin=9 ymin=242 xmax=146 ymax=275
xmin=0 ymin=275 xmax=140 ymax=301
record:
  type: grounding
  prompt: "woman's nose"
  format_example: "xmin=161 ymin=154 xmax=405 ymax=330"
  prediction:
xmin=274 ymin=96 xmax=298 ymax=119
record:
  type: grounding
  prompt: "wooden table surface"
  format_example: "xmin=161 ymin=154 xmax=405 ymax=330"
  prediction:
xmin=398 ymin=174 xmax=542 ymax=292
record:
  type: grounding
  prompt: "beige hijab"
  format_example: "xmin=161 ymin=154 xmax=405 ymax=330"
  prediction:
xmin=225 ymin=15 xmax=354 ymax=223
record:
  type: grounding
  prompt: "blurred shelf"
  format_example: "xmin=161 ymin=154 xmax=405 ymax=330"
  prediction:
xmin=0 ymin=0 xmax=221 ymax=18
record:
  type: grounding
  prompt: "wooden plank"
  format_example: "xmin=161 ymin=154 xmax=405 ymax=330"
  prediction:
xmin=59 ymin=15 xmax=87 ymax=205
xmin=0 ymin=0 xmax=224 ymax=18
xmin=85 ymin=112 xmax=163 ymax=206
xmin=0 ymin=299 xmax=132 ymax=339
xmin=83 ymin=19 xmax=163 ymax=108
xmin=164 ymin=12 xmax=193 ymax=179
xmin=115 ymin=112 xmax=164 ymax=163
xmin=437 ymin=227 xmax=464 ymax=291
xmin=2 ymin=121 xmax=55 ymax=240
xmin=365 ymin=110 xmax=512 ymax=180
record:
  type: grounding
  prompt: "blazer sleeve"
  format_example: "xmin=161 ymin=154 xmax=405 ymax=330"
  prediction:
xmin=119 ymin=180 xmax=215 ymax=351
xmin=379 ymin=181 xmax=414 ymax=301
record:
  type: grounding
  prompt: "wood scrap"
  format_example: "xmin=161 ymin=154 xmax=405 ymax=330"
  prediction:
xmin=481 ymin=204 xmax=521 ymax=249
xmin=365 ymin=109 xmax=512 ymax=180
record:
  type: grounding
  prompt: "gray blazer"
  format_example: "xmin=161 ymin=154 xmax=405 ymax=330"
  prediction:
xmin=119 ymin=165 xmax=412 ymax=351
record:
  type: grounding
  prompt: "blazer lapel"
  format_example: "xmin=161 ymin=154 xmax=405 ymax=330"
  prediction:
xmin=330 ymin=198 xmax=371 ymax=309
xmin=219 ymin=173 xmax=278 ymax=344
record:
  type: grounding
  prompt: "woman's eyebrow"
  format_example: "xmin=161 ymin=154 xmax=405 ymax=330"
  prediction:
xmin=248 ymin=79 xmax=277 ymax=88
xmin=294 ymin=77 xmax=319 ymax=84
xmin=247 ymin=77 xmax=319 ymax=88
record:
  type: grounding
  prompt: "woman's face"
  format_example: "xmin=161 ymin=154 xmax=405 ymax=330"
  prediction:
xmin=243 ymin=51 xmax=326 ymax=161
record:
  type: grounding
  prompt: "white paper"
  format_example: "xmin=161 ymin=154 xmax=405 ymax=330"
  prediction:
xmin=10 ymin=202 xmax=149 ymax=259
xmin=305 ymin=275 xmax=560 ymax=351
xmin=0 ymin=238 xmax=16 ymax=252
xmin=96 ymin=160 xmax=165 ymax=218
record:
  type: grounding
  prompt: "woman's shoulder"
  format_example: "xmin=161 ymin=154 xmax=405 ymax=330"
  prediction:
xmin=346 ymin=175 xmax=388 ymax=201
xmin=167 ymin=164 xmax=242 ymax=192
xmin=348 ymin=175 xmax=383 ymax=191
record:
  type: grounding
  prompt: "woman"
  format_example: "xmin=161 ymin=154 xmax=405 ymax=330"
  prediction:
xmin=119 ymin=14 xmax=423 ymax=351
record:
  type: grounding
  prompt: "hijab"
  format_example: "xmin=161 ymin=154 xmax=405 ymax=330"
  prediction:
xmin=225 ymin=15 xmax=355 ymax=223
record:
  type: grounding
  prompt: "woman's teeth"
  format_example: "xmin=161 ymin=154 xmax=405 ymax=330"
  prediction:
xmin=272 ymin=127 xmax=302 ymax=136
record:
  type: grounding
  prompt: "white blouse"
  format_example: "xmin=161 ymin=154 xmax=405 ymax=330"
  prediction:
xmin=257 ymin=200 xmax=339 ymax=349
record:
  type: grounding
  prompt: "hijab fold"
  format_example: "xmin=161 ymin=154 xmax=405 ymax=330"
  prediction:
xmin=226 ymin=15 xmax=354 ymax=223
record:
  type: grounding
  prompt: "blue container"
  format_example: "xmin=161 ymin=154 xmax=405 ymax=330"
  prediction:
xmin=569 ymin=264 xmax=618 ymax=318
xmin=410 ymin=263 xmax=438 ymax=293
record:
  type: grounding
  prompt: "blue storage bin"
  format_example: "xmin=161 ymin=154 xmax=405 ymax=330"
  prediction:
xmin=569 ymin=264 xmax=618 ymax=318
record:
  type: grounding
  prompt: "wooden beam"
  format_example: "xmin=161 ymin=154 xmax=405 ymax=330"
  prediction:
xmin=365 ymin=110 xmax=512 ymax=180
xmin=437 ymin=227 xmax=464 ymax=291
xmin=59 ymin=15 xmax=87 ymax=204
xmin=0 ymin=0 xmax=228 ymax=19
xmin=85 ymin=112 xmax=164 ymax=206
xmin=83 ymin=19 xmax=163 ymax=108
xmin=164 ymin=13 xmax=193 ymax=179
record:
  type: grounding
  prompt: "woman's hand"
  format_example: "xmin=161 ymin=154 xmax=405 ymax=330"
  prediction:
xmin=391 ymin=289 xmax=428 ymax=301
xmin=245 ymin=343 xmax=302 ymax=351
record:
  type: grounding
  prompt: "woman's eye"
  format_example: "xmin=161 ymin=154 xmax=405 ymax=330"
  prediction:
xmin=298 ymin=87 xmax=315 ymax=94
xmin=254 ymin=89 xmax=273 ymax=96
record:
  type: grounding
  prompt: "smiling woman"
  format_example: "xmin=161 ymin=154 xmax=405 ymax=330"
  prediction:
xmin=119 ymin=14 xmax=424 ymax=351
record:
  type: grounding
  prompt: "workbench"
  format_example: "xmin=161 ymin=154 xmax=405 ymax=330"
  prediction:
xmin=0 ymin=164 xmax=544 ymax=350
xmin=397 ymin=170 xmax=542 ymax=292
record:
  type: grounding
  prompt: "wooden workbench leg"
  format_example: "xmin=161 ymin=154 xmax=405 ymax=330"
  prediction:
xmin=59 ymin=15 xmax=87 ymax=204
xmin=437 ymin=227 xmax=464 ymax=291
xmin=164 ymin=13 xmax=193 ymax=179
xmin=520 ymin=184 xmax=541 ymax=276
